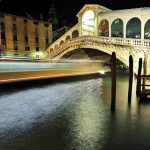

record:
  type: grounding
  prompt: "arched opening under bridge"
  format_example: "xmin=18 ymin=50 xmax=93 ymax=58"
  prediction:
xmin=59 ymin=48 xmax=128 ymax=72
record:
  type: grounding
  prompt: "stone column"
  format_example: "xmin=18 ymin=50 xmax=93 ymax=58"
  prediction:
xmin=123 ymin=20 xmax=127 ymax=39
xmin=78 ymin=17 xmax=82 ymax=37
xmin=141 ymin=19 xmax=145 ymax=40
xmin=94 ymin=11 xmax=98 ymax=36
xmin=109 ymin=18 xmax=112 ymax=38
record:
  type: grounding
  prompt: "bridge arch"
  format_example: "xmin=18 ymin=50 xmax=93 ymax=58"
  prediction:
xmin=54 ymin=44 xmax=59 ymax=50
xmin=126 ymin=17 xmax=141 ymax=39
xmin=144 ymin=19 xmax=150 ymax=39
xmin=111 ymin=18 xmax=123 ymax=38
xmin=99 ymin=19 xmax=109 ymax=37
xmin=72 ymin=30 xmax=79 ymax=38
xmin=65 ymin=35 xmax=71 ymax=41
xmin=59 ymin=40 xmax=64 ymax=46
xmin=50 ymin=48 xmax=53 ymax=52
xmin=52 ymin=41 xmax=131 ymax=71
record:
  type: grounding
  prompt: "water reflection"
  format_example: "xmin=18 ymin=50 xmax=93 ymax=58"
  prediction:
xmin=67 ymin=79 xmax=110 ymax=150
xmin=1 ymin=73 xmax=150 ymax=150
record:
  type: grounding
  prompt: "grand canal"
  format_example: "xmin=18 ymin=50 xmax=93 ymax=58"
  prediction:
xmin=0 ymin=72 xmax=150 ymax=150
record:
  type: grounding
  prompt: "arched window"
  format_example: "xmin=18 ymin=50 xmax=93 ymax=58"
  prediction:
xmin=50 ymin=48 xmax=53 ymax=52
xmin=59 ymin=40 xmax=64 ymax=45
xmin=144 ymin=19 xmax=150 ymax=39
xmin=99 ymin=19 xmax=109 ymax=37
xmin=111 ymin=19 xmax=123 ymax=38
xmin=65 ymin=35 xmax=71 ymax=41
xmin=72 ymin=30 xmax=79 ymax=38
xmin=54 ymin=44 xmax=58 ymax=50
xmin=82 ymin=10 xmax=95 ymax=35
xmin=126 ymin=17 xmax=141 ymax=39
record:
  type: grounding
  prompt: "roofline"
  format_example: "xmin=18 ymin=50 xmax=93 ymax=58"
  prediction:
xmin=76 ymin=4 xmax=111 ymax=17
xmin=0 ymin=12 xmax=52 ymax=24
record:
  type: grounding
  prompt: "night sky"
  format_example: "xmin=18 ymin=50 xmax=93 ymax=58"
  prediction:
xmin=0 ymin=0 xmax=150 ymax=24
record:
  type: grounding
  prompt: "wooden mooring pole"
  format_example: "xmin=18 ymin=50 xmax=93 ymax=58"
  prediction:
xmin=111 ymin=52 xmax=116 ymax=111
xmin=128 ymin=55 xmax=133 ymax=103
xmin=136 ymin=58 xmax=142 ymax=96
xmin=142 ymin=55 xmax=147 ymax=90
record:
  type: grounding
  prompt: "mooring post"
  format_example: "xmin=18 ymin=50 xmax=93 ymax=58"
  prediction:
xmin=128 ymin=55 xmax=133 ymax=103
xmin=142 ymin=54 xmax=147 ymax=90
xmin=136 ymin=58 xmax=142 ymax=96
xmin=111 ymin=52 xmax=116 ymax=111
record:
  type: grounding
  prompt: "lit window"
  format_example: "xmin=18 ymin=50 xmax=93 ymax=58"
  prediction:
xmin=36 ymin=47 xmax=39 ymax=51
xmin=25 ymin=46 xmax=30 ymax=51
xmin=82 ymin=10 xmax=95 ymax=35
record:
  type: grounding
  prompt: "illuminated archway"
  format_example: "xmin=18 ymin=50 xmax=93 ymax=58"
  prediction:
xmin=82 ymin=10 xmax=95 ymax=36
xmin=111 ymin=19 xmax=123 ymax=37
xmin=126 ymin=17 xmax=141 ymax=39
xmin=50 ymin=48 xmax=53 ymax=52
xmin=99 ymin=19 xmax=109 ymax=37
xmin=65 ymin=35 xmax=71 ymax=41
xmin=72 ymin=30 xmax=79 ymax=38
xmin=144 ymin=19 xmax=150 ymax=39
xmin=54 ymin=44 xmax=58 ymax=50
xmin=59 ymin=40 xmax=64 ymax=45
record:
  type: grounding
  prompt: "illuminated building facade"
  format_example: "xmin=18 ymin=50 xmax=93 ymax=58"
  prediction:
xmin=0 ymin=12 xmax=52 ymax=58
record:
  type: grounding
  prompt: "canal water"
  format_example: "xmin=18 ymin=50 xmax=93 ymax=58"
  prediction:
xmin=0 ymin=72 xmax=150 ymax=150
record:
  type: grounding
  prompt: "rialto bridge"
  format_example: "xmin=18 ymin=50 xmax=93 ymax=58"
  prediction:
xmin=46 ymin=4 xmax=150 ymax=74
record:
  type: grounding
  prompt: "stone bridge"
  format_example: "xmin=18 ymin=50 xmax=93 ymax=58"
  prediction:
xmin=46 ymin=4 xmax=150 ymax=74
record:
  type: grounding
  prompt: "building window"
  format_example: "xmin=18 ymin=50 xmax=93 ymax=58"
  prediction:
xmin=25 ymin=36 xmax=28 ymax=44
xmin=13 ymin=24 xmax=17 ymax=31
xmin=46 ymin=38 xmax=49 ymax=45
xmin=1 ymin=39 xmax=6 ymax=45
xmin=24 ymin=19 xmax=27 ymax=23
xmin=45 ymin=30 xmax=49 ymax=45
xmin=25 ymin=46 xmax=30 ymax=51
xmin=35 ymin=27 xmax=39 ymax=37
xmin=1 ymin=32 xmax=5 ymax=39
xmin=1 ymin=22 xmax=5 ymax=31
xmin=44 ymin=23 xmax=49 ymax=27
xmin=12 ymin=17 xmax=16 ymax=21
xmin=36 ymin=47 xmax=39 ymax=51
xmin=14 ymin=54 xmax=19 ymax=57
xmin=46 ymin=29 xmax=48 ymax=37
xmin=14 ymin=45 xmax=18 ymax=51
xmin=35 ymin=37 xmax=39 ymax=44
xmin=24 ymin=54 xmax=30 ymax=58
xmin=13 ymin=35 xmax=17 ymax=43
xmin=0 ymin=13 xmax=4 ymax=18
xmin=34 ymin=21 xmax=39 ymax=25
xmin=36 ymin=55 xmax=39 ymax=58
xmin=24 ymin=25 xmax=28 ymax=34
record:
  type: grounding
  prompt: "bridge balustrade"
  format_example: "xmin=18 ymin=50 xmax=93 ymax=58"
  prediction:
xmin=47 ymin=35 xmax=150 ymax=58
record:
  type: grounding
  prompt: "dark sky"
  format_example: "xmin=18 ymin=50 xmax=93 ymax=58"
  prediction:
xmin=0 ymin=0 xmax=150 ymax=24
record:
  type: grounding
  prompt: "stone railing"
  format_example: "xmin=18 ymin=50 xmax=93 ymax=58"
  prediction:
xmin=47 ymin=24 xmax=79 ymax=50
xmin=47 ymin=36 xmax=150 ymax=58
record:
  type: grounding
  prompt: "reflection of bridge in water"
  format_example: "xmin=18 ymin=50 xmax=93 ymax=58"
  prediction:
xmin=46 ymin=4 xmax=150 ymax=74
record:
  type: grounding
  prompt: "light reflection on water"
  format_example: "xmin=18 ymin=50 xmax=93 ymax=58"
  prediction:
xmin=1 ymin=73 xmax=150 ymax=150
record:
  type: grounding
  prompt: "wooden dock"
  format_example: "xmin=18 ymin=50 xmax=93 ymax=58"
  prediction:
xmin=138 ymin=75 xmax=150 ymax=99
